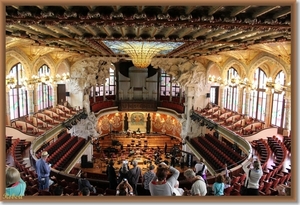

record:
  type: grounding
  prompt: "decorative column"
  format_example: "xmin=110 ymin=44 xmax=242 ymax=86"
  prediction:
xmin=237 ymin=86 xmax=244 ymax=113
xmin=284 ymin=91 xmax=291 ymax=131
xmin=26 ymin=85 xmax=35 ymax=116
xmin=169 ymin=81 xmax=172 ymax=102
xmin=33 ymin=84 xmax=39 ymax=112
xmin=52 ymin=84 xmax=58 ymax=107
xmin=103 ymin=83 xmax=106 ymax=101
xmin=219 ymin=85 xmax=225 ymax=109
xmin=244 ymin=88 xmax=251 ymax=117
xmin=179 ymin=88 xmax=183 ymax=103
xmin=264 ymin=89 xmax=272 ymax=127
xmin=6 ymin=87 xmax=11 ymax=126
xmin=185 ymin=84 xmax=195 ymax=136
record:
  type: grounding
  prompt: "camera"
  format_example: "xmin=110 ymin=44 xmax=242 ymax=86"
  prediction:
xmin=123 ymin=178 xmax=127 ymax=182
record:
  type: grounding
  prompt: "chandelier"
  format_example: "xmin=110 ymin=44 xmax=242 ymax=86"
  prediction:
xmin=265 ymin=77 xmax=289 ymax=94
xmin=21 ymin=72 xmax=70 ymax=89
xmin=6 ymin=74 xmax=17 ymax=89
xmin=102 ymin=41 xmax=184 ymax=69
xmin=208 ymin=75 xmax=257 ymax=90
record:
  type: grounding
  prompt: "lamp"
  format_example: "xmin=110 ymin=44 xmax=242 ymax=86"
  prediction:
xmin=6 ymin=74 xmax=17 ymax=89
xmin=21 ymin=72 xmax=70 ymax=88
xmin=102 ymin=41 xmax=184 ymax=69
xmin=265 ymin=77 xmax=289 ymax=94
xmin=208 ymin=75 xmax=225 ymax=85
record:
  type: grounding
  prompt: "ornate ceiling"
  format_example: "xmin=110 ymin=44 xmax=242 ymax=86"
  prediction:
xmin=6 ymin=5 xmax=291 ymax=70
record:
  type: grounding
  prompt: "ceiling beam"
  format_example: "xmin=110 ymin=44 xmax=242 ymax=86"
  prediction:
xmin=36 ymin=6 xmax=45 ymax=10
xmin=230 ymin=6 xmax=251 ymax=17
xmin=161 ymin=6 xmax=170 ymax=13
xmin=208 ymin=6 xmax=223 ymax=16
xmin=137 ymin=6 xmax=145 ymax=13
xmin=252 ymin=6 xmax=281 ymax=18
xmin=185 ymin=6 xmax=197 ymax=15
xmin=273 ymin=7 xmax=291 ymax=19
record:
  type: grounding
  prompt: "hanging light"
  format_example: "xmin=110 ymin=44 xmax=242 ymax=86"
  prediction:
xmin=6 ymin=74 xmax=17 ymax=89
xmin=102 ymin=41 xmax=184 ymax=69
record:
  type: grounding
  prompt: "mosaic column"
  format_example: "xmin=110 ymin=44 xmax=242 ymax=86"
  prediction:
xmin=6 ymin=87 xmax=11 ymax=126
xmin=244 ymin=89 xmax=251 ymax=117
xmin=26 ymin=86 xmax=35 ymax=116
xmin=219 ymin=85 xmax=224 ymax=109
xmin=34 ymin=84 xmax=39 ymax=112
xmin=284 ymin=91 xmax=291 ymax=131
xmin=169 ymin=81 xmax=172 ymax=102
xmin=264 ymin=89 xmax=272 ymax=127
xmin=52 ymin=84 xmax=58 ymax=106
xmin=237 ymin=86 xmax=244 ymax=113
xmin=185 ymin=84 xmax=195 ymax=135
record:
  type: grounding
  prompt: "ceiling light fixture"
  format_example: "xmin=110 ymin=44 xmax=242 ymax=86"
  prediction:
xmin=103 ymin=40 xmax=184 ymax=69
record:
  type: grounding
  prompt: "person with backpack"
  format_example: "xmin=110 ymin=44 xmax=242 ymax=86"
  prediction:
xmin=194 ymin=158 xmax=207 ymax=184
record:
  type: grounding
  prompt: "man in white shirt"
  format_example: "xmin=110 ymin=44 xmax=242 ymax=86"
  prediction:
xmin=194 ymin=158 xmax=207 ymax=183
xmin=183 ymin=169 xmax=207 ymax=196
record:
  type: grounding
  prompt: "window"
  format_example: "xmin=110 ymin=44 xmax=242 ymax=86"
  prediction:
xmin=160 ymin=69 xmax=180 ymax=97
xmin=37 ymin=65 xmax=53 ymax=110
xmin=8 ymin=63 xmax=28 ymax=119
xmin=105 ymin=67 xmax=116 ymax=95
xmin=210 ymin=86 xmax=219 ymax=105
xmin=91 ymin=65 xmax=115 ymax=98
xmin=249 ymin=68 xmax=267 ymax=121
xmin=224 ymin=68 xmax=239 ymax=111
xmin=271 ymin=71 xmax=286 ymax=127
xmin=160 ymin=70 xmax=171 ymax=96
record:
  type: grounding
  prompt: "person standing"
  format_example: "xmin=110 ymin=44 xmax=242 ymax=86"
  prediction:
xmin=183 ymin=169 xmax=207 ymax=196
xmin=149 ymin=162 xmax=180 ymax=196
xmin=36 ymin=151 xmax=51 ymax=191
xmin=194 ymin=158 xmax=207 ymax=183
xmin=106 ymin=159 xmax=117 ymax=189
xmin=164 ymin=142 xmax=167 ymax=155
xmin=78 ymin=172 xmax=96 ymax=194
xmin=118 ymin=162 xmax=129 ymax=184
xmin=212 ymin=174 xmax=225 ymax=196
xmin=127 ymin=160 xmax=142 ymax=195
xmin=242 ymin=157 xmax=263 ymax=195
xmin=142 ymin=164 xmax=155 ymax=195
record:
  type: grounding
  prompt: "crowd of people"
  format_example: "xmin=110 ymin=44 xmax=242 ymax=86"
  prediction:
xmin=5 ymin=151 xmax=292 ymax=198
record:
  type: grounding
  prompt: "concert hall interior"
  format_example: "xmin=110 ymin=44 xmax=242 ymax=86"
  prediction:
xmin=4 ymin=4 xmax=293 ymax=198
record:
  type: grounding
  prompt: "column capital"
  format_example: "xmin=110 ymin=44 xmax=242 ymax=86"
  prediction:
xmin=284 ymin=91 xmax=291 ymax=100
xmin=186 ymin=84 xmax=195 ymax=97
xmin=6 ymin=87 xmax=11 ymax=93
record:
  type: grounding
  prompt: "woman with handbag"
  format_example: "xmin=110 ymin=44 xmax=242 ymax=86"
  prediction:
xmin=242 ymin=157 xmax=263 ymax=195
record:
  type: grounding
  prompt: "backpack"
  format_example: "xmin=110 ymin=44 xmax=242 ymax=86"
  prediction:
xmin=196 ymin=164 xmax=206 ymax=176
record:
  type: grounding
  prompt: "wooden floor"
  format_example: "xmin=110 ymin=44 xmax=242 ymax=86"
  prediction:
xmin=77 ymin=134 xmax=185 ymax=175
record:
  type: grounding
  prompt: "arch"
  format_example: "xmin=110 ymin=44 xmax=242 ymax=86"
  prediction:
xmin=6 ymin=49 xmax=32 ymax=77
xmin=222 ymin=58 xmax=247 ymax=79
xmin=206 ymin=61 xmax=222 ymax=79
xmin=33 ymin=55 xmax=56 ymax=75
xmin=56 ymin=59 xmax=71 ymax=74
xmin=249 ymin=53 xmax=289 ymax=82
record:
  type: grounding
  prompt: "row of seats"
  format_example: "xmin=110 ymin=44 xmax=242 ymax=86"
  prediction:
xmin=205 ymin=134 xmax=243 ymax=163
xmin=52 ymin=137 xmax=86 ymax=170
